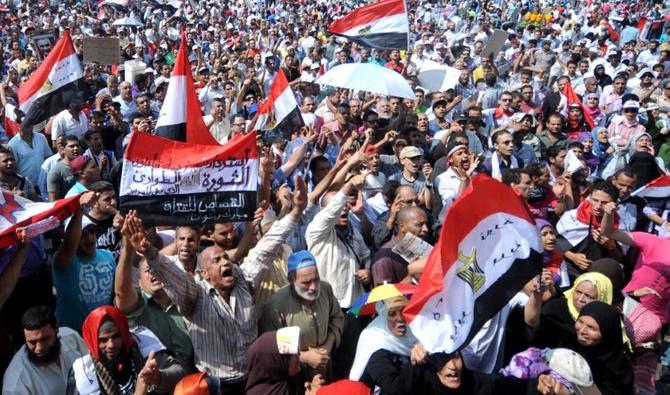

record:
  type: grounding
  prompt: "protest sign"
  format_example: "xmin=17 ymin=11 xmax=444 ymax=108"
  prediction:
xmin=120 ymin=132 xmax=259 ymax=226
xmin=30 ymin=30 xmax=57 ymax=60
xmin=480 ymin=29 xmax=509 ymax=59
xmin=83 ymin=37 xmax=120 ymax=65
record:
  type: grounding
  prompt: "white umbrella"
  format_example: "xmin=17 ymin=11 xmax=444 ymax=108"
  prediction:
xmin=417 ymin=60 xmax=461 ymax=93
xmin=112 ymin=17 xmax=143 ymax=27
xmin=315 ymin=63 xmax=415 ymax=100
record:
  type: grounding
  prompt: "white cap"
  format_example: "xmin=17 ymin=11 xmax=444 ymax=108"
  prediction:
xmin=622 ymin=100 xmax=640 ymax=110
xmin=543 ymin=348 xmax=602 ymax=395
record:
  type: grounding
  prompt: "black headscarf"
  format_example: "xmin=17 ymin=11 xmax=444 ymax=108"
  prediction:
xmin=577 ymin=302 xmax=633 ymax=395
xmin=628 ymin=152 xmax=662 ymax=189
xmin=245 ymin=332 xmax=303 ymax=395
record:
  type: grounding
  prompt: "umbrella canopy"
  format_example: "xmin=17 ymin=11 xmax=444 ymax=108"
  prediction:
xmin=112 ymin=17 xmax=143 ymax=27
xmin=316 ymin=63 xmax=415 ymax=100
xmin=348 ymin=283 xmax=417 ymax=316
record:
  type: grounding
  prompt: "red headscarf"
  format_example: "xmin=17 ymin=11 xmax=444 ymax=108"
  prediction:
xmin=82 ymin=306 xmax=133 ymax=361
xmin=317 ymin=380 xmax=371 ymax=395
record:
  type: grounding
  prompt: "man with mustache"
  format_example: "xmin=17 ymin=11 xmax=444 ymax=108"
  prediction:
xmin=3 ymin=306 xmax=87 ymax=395
xmin=66 ymin=306 xmax=185 ymax=395
xmin=259 ymin=250 xmax=344 ymax=375
xmin=124 ymin=176 xmax=308 ymax=394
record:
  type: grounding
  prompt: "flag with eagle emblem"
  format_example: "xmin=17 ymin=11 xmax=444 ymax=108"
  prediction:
xmin=328 ymin=0 xmax=409 ymax=50
xmin=403 ymin=175 xmax=543 ymax=353
xmin=17 ymin=31 xmax=86 ymax=131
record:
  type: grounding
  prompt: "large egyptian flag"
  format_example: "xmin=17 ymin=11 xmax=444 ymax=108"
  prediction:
xmin=631 ymin=175 xmax=670 ymax=199
xmin=328 ymin=0 xmax=409 ymax=50
xmin=0 ymin=192 xmax=80 ymax=248
xmin=119 ymin=132 xmax=258 ymax=226
xmin=17 ymin=31 xmax=85 ymax=131
xmin=404 ymin=175 xmax=543 ymax=353
xmin=155 ymin=31 xmax=219 ymax=145
xmin=254 ymin=68 xmax=304 ymax=140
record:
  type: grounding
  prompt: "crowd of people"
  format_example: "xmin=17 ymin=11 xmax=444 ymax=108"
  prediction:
xmin=1 ymin=0 xmax=670 ymax=393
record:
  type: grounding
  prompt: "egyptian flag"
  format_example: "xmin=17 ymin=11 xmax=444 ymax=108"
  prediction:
xmin=155 ymin=31 xmax=219 ymax=145
xmin=631 ymin=175 xmax=670 ymax=199
xmin=328 ymin=0 xmax=409 ymax=50
xmin=403 ymin=175 xmax=543 ymax=353
xmin=17 ymin=31 xmax=85 ymax=132
xmin=563 ymin=81 xmax=595 ymax=130
xmin=0 ymin=192 xmax=80 ymax=248
xmin=556 ymin=200 xmax=620 ymax=250
xmin=3 ymin=103 xmax=21 ymax=138
xmin=98 ymin=0 xmax=129 ymax=9
xmin=119 ymin=132 xmax=258 ymax=226
xmin=254 ymin=69 xmax=303 ymax=139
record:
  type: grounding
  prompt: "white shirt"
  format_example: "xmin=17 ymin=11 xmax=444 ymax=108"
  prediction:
xmin=198 ymin=85 xmax=224 ymax=115
xmin=2 ymin=327 xmax=87 ymax=395
xmin=435 ymin=167 xmax=463 ymax=222
xmin=203 ymin=114 xmax=231 ymax=144
xmin=50 ymin=110 xmax=88 ymax=141
xmin=306 ymin=191 xmax=370 ymax=308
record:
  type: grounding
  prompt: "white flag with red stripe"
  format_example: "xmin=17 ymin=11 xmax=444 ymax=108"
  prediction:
xmin=119 ymin=132 xmax=258 ymax=226
xmin=16 ymin=31 xmax=85 ymax=131
xmin=404 ymin=175 xmax=543 ymax=353
xmin=328 ymin=0 xmax=409 ymax=50
xmin=631 ymin=175 xmax=670 ymax=199
xmin=155 ymin=30 xmax=219 ymax=145
xmin=0 ymin=192 xmax=80 ymax=248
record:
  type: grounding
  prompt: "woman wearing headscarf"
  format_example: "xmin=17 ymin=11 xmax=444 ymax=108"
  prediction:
xmin=245 ymin=327 xmax=305 ymax=395
xmin=349 ymin=296 xmax=417 ymax=394
xmin=370 ymin=349 xmax=569 ymax=395
xmin=591 ymin=127 xmax=613 ymax=175
xmin=536 ymin=220 xmax=570 ymax=289
xmin=602 ymin=131 xmax=667 ymax=179
xmin=576 ymin=132 xmax=600 ymax=174
xmin=524 ymin=272 xmax=613 ymax=348
xmin=574 ymin=302 xmax=634 ymax=395
xmin=65 ymin=306 xmax=185 ymax=395
xmin=583 ymin=93 xmax=605 ymax=128
xmin=565 ymin=104 xmax=591 ymax=141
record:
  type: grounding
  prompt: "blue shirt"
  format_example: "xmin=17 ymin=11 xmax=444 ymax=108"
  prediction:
xmin=8 ymin=133 xmax=53 ymax=186
xmin=52 ymin=249 xmax=116 ymax=332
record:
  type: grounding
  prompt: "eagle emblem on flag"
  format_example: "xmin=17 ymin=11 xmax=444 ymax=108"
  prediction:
xmin=358 ymin=25 xmax=372 ymax=36
xmin=456 ymin=248 xmax=485 ymax=293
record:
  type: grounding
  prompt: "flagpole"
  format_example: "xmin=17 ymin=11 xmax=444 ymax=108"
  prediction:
xmin=401 ymin=0 xmax=410 ymax=51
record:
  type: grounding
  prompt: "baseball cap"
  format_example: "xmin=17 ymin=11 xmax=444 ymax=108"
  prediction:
xmin=69 ymin=156 xmax=91 ymax=174
xmin=287 ymin=250 xmax=317 ymax=272
xmin=622 ymin=100 xmax=640 ymax=110
xmin=399 ymin=146 xmax=424 ymax=159
xmin=543 ymin=348 xmax=602 ymax=395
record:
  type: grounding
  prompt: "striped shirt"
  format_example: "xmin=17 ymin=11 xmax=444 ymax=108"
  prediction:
xmin=148 ymin=215 xmax=297 ymax=380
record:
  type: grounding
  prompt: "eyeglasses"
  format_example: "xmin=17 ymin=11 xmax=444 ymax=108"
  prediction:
xmin=623 ymin=109 xmax=638 ymax=113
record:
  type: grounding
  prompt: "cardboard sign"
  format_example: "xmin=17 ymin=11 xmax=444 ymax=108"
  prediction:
xmin=30 ymin=30 xmax=56 ymax=60
xmin=480 ymin=29 xmax=509 ymax=59
xmin=83 ymin=37 xmax=121 ymax=65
